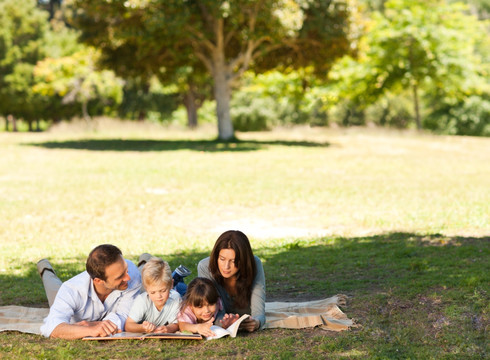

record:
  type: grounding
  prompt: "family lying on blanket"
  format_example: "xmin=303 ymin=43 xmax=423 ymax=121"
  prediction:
xmin=37 ymin=230 xmax=265 ymax=339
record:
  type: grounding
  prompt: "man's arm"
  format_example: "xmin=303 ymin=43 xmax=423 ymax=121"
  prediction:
xmin=50 ymin=320 xmax=119 ymax=340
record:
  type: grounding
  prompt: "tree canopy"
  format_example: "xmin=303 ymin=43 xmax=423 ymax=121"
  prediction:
xmin=328 ymin=0 xmax=489 ymax=131
xmin=0 ymin=0 xmax=50 ymax=127
xmin=68 ymin=0 xmax=357 ymax=140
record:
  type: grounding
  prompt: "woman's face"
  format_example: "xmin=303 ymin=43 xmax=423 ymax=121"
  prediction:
xmin=217 ymin=248 xmax=239 ymax=279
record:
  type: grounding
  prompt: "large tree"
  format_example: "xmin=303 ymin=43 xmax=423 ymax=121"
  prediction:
xmin=69 ymin=0 xmax=356 ymax=140
xmin=0 ymin=0 xmax=50 ymax=130
xmin=363 ymin=0 xmax=488 ymax=129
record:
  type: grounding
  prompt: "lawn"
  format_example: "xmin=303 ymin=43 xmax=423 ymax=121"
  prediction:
xmin=0 ymin=120 xmax=488 ymax=359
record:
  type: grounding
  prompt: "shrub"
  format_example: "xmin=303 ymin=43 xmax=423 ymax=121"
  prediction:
xmin=425 ymin=95 xmax=490 ymax=136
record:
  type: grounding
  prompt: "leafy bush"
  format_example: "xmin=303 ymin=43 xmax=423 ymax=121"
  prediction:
xmin=231 ymin=92 xmax=279 ymax=131
xmin=425 ymin=95 xmax=490 ymax=136
xmin=365 ymin=92 xmax=414 ymax=128
xmin=328 ymin=100 xmax=365 ymax=126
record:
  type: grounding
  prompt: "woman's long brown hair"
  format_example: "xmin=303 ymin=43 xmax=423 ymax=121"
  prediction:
xmin=209 ymin=230 xmax=256 ymax=309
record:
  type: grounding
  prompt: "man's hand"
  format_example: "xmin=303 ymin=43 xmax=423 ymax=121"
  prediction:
xmin=87 ymin=320 xmax=119 ymax=337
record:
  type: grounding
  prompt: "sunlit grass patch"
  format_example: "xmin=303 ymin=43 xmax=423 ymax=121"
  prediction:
xmin=0 ymin=123 xmax=488 ymax=358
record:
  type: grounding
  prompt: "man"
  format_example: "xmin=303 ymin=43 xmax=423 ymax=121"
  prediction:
xmin=38 ymin=244 xmax=141 ymax=339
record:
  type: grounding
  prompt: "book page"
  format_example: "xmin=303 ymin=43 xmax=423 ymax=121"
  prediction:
xmin=206 ymin=325 xmax=231 ymax=340
xmin=224 ymin=314 xmax=250 ymax=337
xmin=83 ymin=331 xmax=202 ymax=341
xmin=205 ymin=314 xmax=250 ymax=340
xmin=83 ymin=332 xmax=144 ymax=340
xmin=144 ymin=332 xmax=202 ymax=339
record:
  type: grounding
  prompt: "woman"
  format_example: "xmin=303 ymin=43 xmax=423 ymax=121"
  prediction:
xmin=197 ymin=230 xmax=266 ymax=332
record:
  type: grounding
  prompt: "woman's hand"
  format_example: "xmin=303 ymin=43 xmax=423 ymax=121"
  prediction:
xmin=219 ymin=313 xmax=240 ymax=328
xmin=239 ymin=317 xmax=260 ymax=332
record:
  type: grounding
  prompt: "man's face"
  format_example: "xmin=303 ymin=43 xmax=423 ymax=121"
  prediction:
xmin=101 ymin=256 xmax=131 ymax=291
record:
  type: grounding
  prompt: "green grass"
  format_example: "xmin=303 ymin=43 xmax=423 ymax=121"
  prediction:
xmin=0 ymin=120 xmax=488 ymax=358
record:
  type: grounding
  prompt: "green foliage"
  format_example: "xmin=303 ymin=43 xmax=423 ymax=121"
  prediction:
xmin=33 ymin=48 xmax=124 ymax=120
xmin=425 ymin=95 xmax=490 ymax=136
xmin=365 ymin=91 xmax=414 ymax=128
xmin=230 ymin=70 xmax=328 ymax=131
xmin=118 ymin=77 xmax=180 ymax=121
xmin=68 ymin=0 xmax=355 ymax=139
xmin=326 ymin=0 xmax=490 ymax=134
xmin=0 ymin=0 xmax=50 ymax=123
xmin=232 ymin=93 xmax=279 ymax=131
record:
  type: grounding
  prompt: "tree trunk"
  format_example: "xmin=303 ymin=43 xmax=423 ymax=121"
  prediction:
xmin=412 ymin=83 xmax=421 ymax=130
xmin=5 ymin=116 xmax=9 ymax=132
xmin=137 ymin=110 xmax=146 ymax=121
xmin=213 ymin=68 xmax=234 ymax=140
xmin=138 ymin=81 xmax=150 ymax=121
xmin=28 ymin=120 xmax=33 ymax=132
xmin=82 ymin=101 xmax=90 ymax=123
xmin=11 ymin=115 xmax=18 ymax=132
xmin=184 ymin=88 xmax=198 ymax=129
xmin=36 ymin=118 xmax=41 ymax=131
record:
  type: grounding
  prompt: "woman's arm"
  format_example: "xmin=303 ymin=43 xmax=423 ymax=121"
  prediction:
xmin=249 ymin=256 xmax=266 ymax=328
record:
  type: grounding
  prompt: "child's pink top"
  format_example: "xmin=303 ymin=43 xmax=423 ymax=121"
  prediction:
xmin=177 ymin=298 xmax=223 ymax=324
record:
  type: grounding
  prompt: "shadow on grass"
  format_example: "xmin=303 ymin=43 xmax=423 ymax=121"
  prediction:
xmin=25 ymin=138 xmax=330 ymax=152
xmin=0 ymin=233 xmax=487 ymax=307
xmin=1 ymin=233 xmax=487 ymax=358
xmin=258 ymin=232 xmax=488 ymax=301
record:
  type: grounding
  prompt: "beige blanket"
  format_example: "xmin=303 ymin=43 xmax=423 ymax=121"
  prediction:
xmin=0 ymin=295 xmax=353 ymax=335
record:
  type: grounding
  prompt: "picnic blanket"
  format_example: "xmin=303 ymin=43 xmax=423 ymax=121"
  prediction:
xmin=0 ymin=295 xmax=353 ymax=335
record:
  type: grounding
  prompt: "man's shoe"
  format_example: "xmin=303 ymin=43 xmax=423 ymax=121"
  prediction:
xmin=37 ymin=259 xmax=55 ymax=278
xmin=138 ymin=253 xmax=153 ymax=267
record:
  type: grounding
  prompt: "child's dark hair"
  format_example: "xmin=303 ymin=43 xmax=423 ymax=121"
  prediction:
xmin=181 ymin=277 xmax=219 ymax=310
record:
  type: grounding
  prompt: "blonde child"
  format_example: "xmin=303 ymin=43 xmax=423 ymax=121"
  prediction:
xmin=178 ymin=277 xmax=239 ymax=337
xmin=125 ymin=257 xmax=180 ymax=333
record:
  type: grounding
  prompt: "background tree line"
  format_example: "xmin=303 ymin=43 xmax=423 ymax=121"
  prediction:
xmin=1 ymin=0 xmax=489 ymax=137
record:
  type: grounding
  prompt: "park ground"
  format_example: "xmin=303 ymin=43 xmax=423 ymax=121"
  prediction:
xmin=0 ymin=119 xmax=488 ymax=359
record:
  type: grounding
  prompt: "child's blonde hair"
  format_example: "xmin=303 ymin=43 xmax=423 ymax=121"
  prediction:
xmin=141 ymin=257 xmax=172 ymax=289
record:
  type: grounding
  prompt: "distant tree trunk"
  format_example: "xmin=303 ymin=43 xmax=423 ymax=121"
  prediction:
xmin=8 ymin=115 xmax=18 ymax=132
xmin=138 ymin=82 xmax=150 ymax=121
xmin=412 ymin=83 xmax=421 ymax=130
xmin=82 ymin=101 xmax=90 ymax=123
xmin=184 ymin=86 xmax=198 ymax=129
xmin=28 ymin=120 xmax=33 ymax=132
xmin=213 ymin=62 xmax=234 ymax=140
xmin=36 ymin=118 xmax=41 ymax=131
xmin=137 ymin=110 xmax=146 ymax=121
xmin=5 ymin=116 xmax=9 ymax=131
